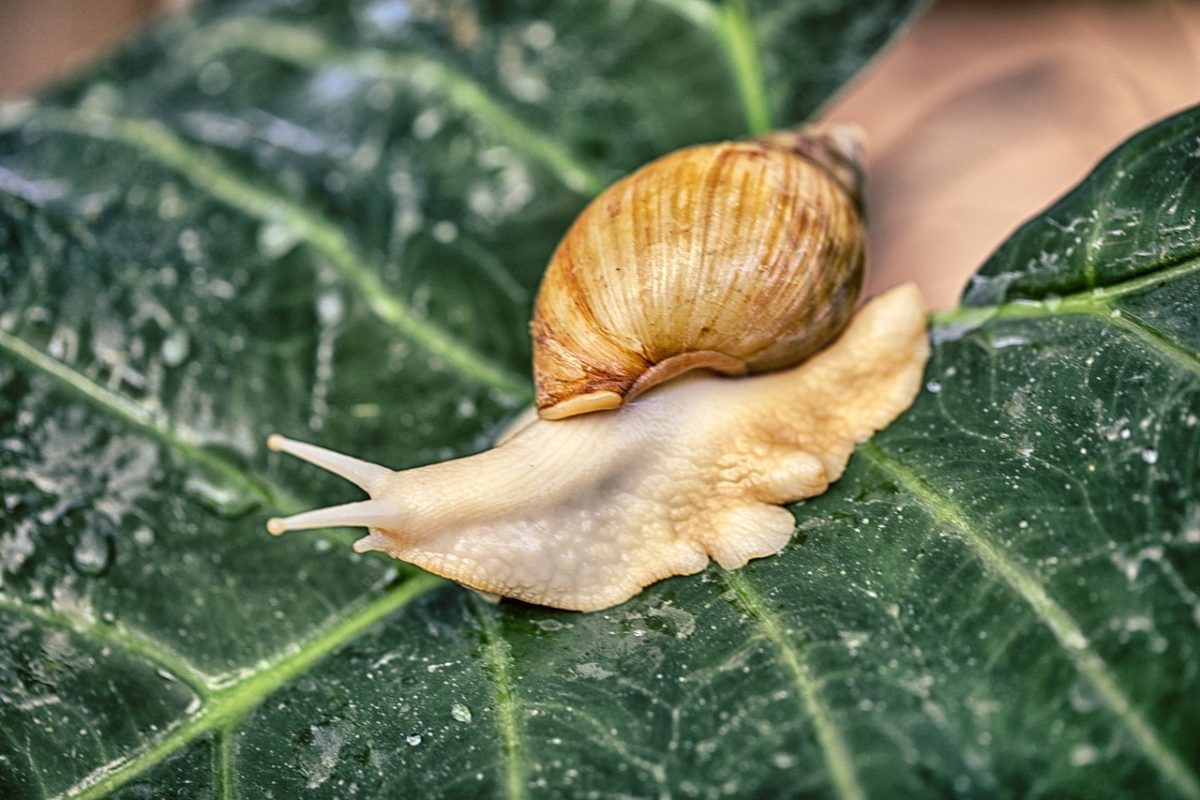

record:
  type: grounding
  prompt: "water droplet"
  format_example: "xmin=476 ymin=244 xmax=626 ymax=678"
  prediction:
xmin=183 ymin=473 xmax=260 ymax=518
xmin=157 ymin=182 xmax=185 ymax=219
xmin=316 ymin=290 xmax=345 ymax=325
xmin=161 ymin=329 xmax=190 ymax=367
xmin=258 ymin=220 xmax=301 ymax=258
xmin=839 ymin=630 xmax=869 ymax=654
xmin=412 ymin=108 xmax=443 ymax=140
xmin=1070 ymin=743 xmax=1098 ymax=766
xmin=1062 ymin=630 xmax=1089 ymax=650
xmin=522 ymin=21 xmax=556 ymax=50
xmin=771 ymin=752 xmax=797 ymax=769
xmin=455 ymin=397 xmax=476 ymax=419
xmin=925 ymin=380 xmax=942 ymax=394
xmin=573 ymin=662 xmax=614 ymax=680
xmin=431 ymin=220 xmax=458 ymax=243
xmin=991 ymin=335 xmax=1028 ymax=349
xmin=405 ymin=733 xmax=423 ymax=746
xmin=530 ymin=618 xmax=566 ymax=632
xmin=366 ymin=82 xmax=394 ymax=110
xmin=178 ymin=228 xmax=204 ymax=263
xmin=71 ymin=528 xmax=113 ymax=576
xmin=1141 ymin=449 xmax=1158 ymax=464
xmin=450 ymin=703 xmax=473 ymax=724
xmin=197 ymin=60 xmax=232 ymax=95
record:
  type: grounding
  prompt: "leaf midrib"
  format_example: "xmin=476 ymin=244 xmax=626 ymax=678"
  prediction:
xmin=934 ymin=254 xmax=1200 ymax=328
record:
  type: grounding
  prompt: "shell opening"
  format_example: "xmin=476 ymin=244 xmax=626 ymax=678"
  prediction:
xmin=539 ymin=390 xmax=623 ymax=420
xmin=624 ymin=351 xmax=747 ymax=404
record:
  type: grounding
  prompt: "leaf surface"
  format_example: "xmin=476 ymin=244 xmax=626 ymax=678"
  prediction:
xmin=3 ymin=2 xmax=1199 ymax=799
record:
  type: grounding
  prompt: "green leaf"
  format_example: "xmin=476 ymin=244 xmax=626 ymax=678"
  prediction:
xmin=2 ymin=3 xmax=1198 ymax=800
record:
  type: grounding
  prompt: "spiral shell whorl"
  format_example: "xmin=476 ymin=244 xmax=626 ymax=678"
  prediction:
xmin=532 ymin=124 xmax=866 ymax=420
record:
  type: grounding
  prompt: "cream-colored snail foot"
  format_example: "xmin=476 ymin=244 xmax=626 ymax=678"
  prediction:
xmin=266 ymin=284 xmax=930 ymax=612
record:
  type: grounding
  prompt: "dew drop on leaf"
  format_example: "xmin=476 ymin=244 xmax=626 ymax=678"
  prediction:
xmin=182 ymin=473 xmax=260 ymax=518
xmin=1070 ymin=743 xmax=1099 ymax=766
xmin=257 ymin=220 xmax=301 ymax=258
xmin=70 ymin=527 xmax=113 ymax=576
xmin=450 ymin=703 xmax=473 ymax=724
xmin=160 ymin=329 xmax=190 ymax=367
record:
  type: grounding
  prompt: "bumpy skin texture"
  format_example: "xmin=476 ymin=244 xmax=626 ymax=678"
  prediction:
xmin=531 ymin=126 xmax=866 ymax=420
xmin=268 ymin=285 xmax=929 ymax=612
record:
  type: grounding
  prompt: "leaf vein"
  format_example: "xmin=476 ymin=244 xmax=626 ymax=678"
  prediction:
xmin=723 ymin=571 xmax=865 ymax=800
xmin=193 ymin=18 xmax=603 ymax=195
xmin=939 ymin=255 xmax=1200 ymax=327
xmin=6 ymin=107 xmax=531 ymax=398
xmin=65 ymin=574 xmax=443 ymax=799
xmin=0 ymin=592 xmax=209 ymax=694
xmin=652 ymin=0 xmax=771 ymax=133
xmin=716 ymin=0 xmax=772 ymax=134
xmin=1105 ymin=310 xmax=1200 ymax=375
xmin=0 ymin=327 xmax=302 ymax=516
xmin=216 ymin=725 xmax=236 ymax=800
xmin=469 ymin=596 xmax=528 ymax=800
xmin=861 ymin=443 xmax=1200 ymax=800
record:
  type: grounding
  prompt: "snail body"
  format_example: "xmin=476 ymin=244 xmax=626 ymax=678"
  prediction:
xmin=267 ymin=285 xmax=928 ymax=611
xmin=266 ymin=125 xmax=931 ymax=612
xmin=533 ymin=125 xmax=867 ymax=419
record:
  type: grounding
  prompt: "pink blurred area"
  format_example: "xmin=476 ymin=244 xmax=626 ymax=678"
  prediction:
xmin=824 ymin=0 xmax=1200 ymax=307
xmin=0 ymin=1 xmax=189 ymax=98
xmin=1 ymin=0 xmax=1198 ymax=308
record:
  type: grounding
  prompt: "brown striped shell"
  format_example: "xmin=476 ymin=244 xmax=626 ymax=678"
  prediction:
xmin=531 ymin=123 xmax=868 ymax=420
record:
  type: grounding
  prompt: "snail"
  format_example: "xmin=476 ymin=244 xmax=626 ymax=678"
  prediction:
xmin=265 ymin=123 xmax=930 ymax=612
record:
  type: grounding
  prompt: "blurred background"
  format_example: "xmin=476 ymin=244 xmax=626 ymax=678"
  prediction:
xmin=0 ymin=1 xmax=190 ymax=97
xmin=1 ymin=0 xmax=1198 ymax=307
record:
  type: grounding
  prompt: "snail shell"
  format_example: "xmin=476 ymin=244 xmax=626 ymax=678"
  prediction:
xmin=532 ymin=123 xmax=867 ymax=419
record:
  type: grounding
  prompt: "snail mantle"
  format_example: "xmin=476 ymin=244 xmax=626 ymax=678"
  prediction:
xmin=265 ymin=284 xmax=929 ymax=612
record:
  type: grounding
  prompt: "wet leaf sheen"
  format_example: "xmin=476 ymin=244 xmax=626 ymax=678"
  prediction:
xmin=2 ymin=2 xmax=1198 ymax=799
